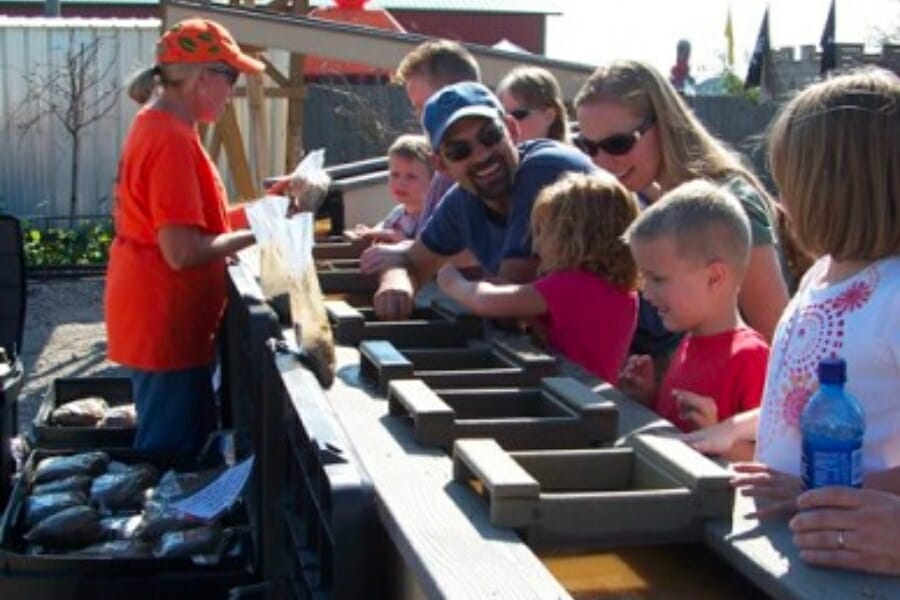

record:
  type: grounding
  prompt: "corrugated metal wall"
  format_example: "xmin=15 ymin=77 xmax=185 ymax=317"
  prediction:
xmin=0 ymin=17 xmax=417 ymax=221
xmin=0 ymin=18 xmax=159 ymax=219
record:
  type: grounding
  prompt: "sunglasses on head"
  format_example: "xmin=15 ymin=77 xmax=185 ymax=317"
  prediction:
xmin=440 ymin=120 xmax=506 ymax=162
xmin=206 ymin=65 xmax=240 ymax=85
xmin=575 ymin=116 xmax=656 ymax=157
xmin=508 ymin=108 xmax=536 ymax=121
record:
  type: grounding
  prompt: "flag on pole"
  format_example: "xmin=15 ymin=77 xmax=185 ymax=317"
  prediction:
xmin=745 ymin=7 xmax=770 ymax=89
xmin=724 ymin=6 xmax=735 ymax=67
xmin=820 ymin=0 xmax=837 ymax=74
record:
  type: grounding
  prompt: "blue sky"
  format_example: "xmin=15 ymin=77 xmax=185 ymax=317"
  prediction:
xmin=546 ymin=0 xmax=900 ymax=81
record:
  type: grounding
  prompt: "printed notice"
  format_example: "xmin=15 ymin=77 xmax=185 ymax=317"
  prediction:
xmin=172 ymin=455 xmax=255 ymax=522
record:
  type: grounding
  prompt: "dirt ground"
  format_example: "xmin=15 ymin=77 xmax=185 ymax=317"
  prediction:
xmin=16 ymin=276 xmax=123 ymax=432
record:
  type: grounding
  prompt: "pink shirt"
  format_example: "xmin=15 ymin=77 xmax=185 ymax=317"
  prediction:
xmin=656 ymin=327 xmax=769 ymax=432
xmin=533 ymin=270 xmax=638 ymax=384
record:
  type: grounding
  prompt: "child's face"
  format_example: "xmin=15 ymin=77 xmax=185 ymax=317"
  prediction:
xmin=388 ymin=155 xmax=431 ymax=213
xmin=630 ymin=235 xmax=713 ymax=334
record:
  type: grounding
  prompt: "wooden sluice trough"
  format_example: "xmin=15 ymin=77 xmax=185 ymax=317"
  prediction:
xmin=453 ymin=434 xmax=733 ymax=547
xmin=326 ymin=296 xmax=484 ymax=347
xmin=220 ymin=236 xmax=900 ymax=599
xmin=316 ymin=262 xmax=379 ymax=296
xmin=311 ymin=236 xmax=368 ymax=261
xmin=388 ymin=377 xmax=618 ymax=451
xmin=359 ymin=337 xmax=558 ymax=394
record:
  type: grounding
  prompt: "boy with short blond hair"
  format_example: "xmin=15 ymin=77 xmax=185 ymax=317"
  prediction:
xmin=352 ymin=134 xmax=433 ymax=242
xmin=619 ymin=179 xmax=769 ymax=436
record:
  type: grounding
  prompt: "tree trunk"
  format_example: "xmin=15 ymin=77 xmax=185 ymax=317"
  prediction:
xmin=70 ymin=132 xmax=80 ymax=227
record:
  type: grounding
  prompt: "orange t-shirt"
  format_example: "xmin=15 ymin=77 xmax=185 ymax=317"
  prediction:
xmin=105 ymin=107 xmax=246 ymax=370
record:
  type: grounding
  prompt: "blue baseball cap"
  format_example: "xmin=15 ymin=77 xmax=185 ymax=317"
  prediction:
xmin=422 ymin=82 xmax=504 ymax=149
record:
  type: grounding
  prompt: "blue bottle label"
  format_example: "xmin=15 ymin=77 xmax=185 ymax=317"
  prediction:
xmin=801 ymin=437 xmax=863 ymax=489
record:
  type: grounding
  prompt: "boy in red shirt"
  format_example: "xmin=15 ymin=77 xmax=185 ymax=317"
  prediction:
xmin=618 ymin=180 xmax=769 ymax=447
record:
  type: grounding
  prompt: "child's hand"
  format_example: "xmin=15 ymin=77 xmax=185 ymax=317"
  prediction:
xmin=679 ymin=420 xmax=737 ymax=456
xmin=618 ymin=354 xmax=656 ymax=406
xmin=350 ymin=225 xmax=405 ymax=244
xmin=345 ymin=225 xmax=371 ymax=240
xmin=359 ymin=240 xmax=413 ymax=274
xmin=436 ymin=264 xmax=464 ymax=293
xmin=731 ymin=462 xmax=803 ymax=520
xmin=673 ymin=389 xmax=718 ymax=429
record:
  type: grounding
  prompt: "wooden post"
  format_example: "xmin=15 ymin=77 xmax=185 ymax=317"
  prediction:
xmin=217 ymin=103 xmax=256 ymax=201
xmin=245 ymin=66 xmax=269 ymax=186
xmin=241 ymin=0 xmax=269 ymax=187
xmin=285 ymin=0 xmax=309 ymax=172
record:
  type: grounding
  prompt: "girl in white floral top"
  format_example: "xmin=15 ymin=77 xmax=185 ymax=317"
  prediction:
xmin=682 ymin=67 xmax=900 ymax=518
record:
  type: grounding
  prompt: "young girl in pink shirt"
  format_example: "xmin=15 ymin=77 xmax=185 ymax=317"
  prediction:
xmin=437 ymin=172 xmax=639 ymax=384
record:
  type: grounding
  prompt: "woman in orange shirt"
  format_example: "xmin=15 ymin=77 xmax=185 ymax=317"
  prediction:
xmin=107 ymin=19 xmax=279 ymax=453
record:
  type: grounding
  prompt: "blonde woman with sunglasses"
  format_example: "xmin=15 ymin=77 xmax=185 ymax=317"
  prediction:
xmin=496 ymin=66 xmax=569 ymax=143
xmin=573 ymin=59 xmax=789 ymax=344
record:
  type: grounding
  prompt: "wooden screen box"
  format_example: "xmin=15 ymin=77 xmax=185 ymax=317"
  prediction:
xmin=453 ymin=434 xmax=734 ymax=548
xmin=359 ymin=337 xmax=558 ymax=395
xmin=387 ymin=377 xmax=618 ymax=451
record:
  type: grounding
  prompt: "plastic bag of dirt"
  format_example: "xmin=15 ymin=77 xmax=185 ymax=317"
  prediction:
xmin=247 ymin=155 xmax=335 ymax=388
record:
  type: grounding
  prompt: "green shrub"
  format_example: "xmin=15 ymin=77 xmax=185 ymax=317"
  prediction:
xmin=23 ymin=219 xmax=113 ymax=268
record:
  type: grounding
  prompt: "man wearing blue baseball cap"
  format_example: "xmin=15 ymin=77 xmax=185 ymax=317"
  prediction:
xmin=371 ymin=81 xmax=596 ymax=320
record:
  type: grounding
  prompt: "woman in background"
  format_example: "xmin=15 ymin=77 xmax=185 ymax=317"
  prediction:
xmin=496 ymin=66 xmax=570 ymax=143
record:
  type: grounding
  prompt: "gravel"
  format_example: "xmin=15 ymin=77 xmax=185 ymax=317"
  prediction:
xmin=16 ymin=277 xmax=124 ymax=432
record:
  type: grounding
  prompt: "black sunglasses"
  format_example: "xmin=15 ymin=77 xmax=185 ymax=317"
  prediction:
xmin=508 ymin=108 xmax=535 ymax=121
xmin=575 ymin=116 xmax=656 ymax=157
xmin=206 ymin=65 xmax=240 ymax=85
xmin=440 ymin=120 xmax=506 ymax=162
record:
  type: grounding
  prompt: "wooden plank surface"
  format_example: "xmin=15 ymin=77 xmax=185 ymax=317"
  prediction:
xmin=324 ymin=343 xmax=573 ymax=600
xmin=705 ymin=493 xmax=900 ymax=600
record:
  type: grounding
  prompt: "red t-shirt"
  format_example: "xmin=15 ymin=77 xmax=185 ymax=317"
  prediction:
xmin=656 ymin=326 xmax=769 ymax=432
xmin=105 ymin=107 xmax=246 ymax=370
xmin=533 ymin=269 xmax=638 ymax=384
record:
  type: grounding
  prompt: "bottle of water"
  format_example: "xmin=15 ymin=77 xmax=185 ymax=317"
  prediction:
xmin=800 ymin=357 xmax=865 ymax=489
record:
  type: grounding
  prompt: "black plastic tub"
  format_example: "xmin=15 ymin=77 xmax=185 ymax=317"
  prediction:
xmin=0 ymin=215 xmax=25 ymax=363
xmin=0 ymin=448 xmax=256 ymax=600
xmin=0 ymin=363 xmax=23 ymax=509
xmin=30 ymin=377 xmax=135 ymax=450
xmin=0 ymin=215 xmax=26 ymax=509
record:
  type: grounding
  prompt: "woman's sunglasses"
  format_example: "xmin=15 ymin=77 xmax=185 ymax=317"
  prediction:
xmin=206 ymin=65 xmax=240 ymax=85
xmin=440 ymin=120 xmax=506 ymax=162
xmin=508 ymin=108 xmax=535 ymax=121
xmin=574 ymin=116 xmax=656 ymax=157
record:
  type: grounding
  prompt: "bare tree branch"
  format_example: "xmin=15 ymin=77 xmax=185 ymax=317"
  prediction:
xmin=13 ymin=32 xmax=120 ymax=223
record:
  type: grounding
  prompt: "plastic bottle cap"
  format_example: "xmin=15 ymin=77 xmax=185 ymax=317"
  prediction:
xmin=818 ymin=357 xmax=846 ymax=385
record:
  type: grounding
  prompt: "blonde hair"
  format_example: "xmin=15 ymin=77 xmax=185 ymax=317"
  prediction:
xmin=574 ymin=60 xmax=773 ymax=204
xmin=497 ymin=66 xmax=569 ymax=142
xmin=126 ymin=62 xmax=207 ymax=105
xmin=387 ymin=134 xmax=433 ymax=173
xmin=625 ymin=179 xmax=752 ymax=275
xmin=768 ymin=67 xmax=900 ymax=261
xmin=394 ymin=40 xmax=480 ymax=87
xmin=531 ymin=172 xmax=639 ymax=290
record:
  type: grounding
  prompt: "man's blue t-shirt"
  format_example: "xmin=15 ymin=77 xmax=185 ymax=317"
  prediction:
xmin=420 ymin=139 xmax=596 ymax=274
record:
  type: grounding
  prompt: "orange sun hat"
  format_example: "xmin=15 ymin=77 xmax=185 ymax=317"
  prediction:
xmin=156 ymin=18 xmax=265 ymax=74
